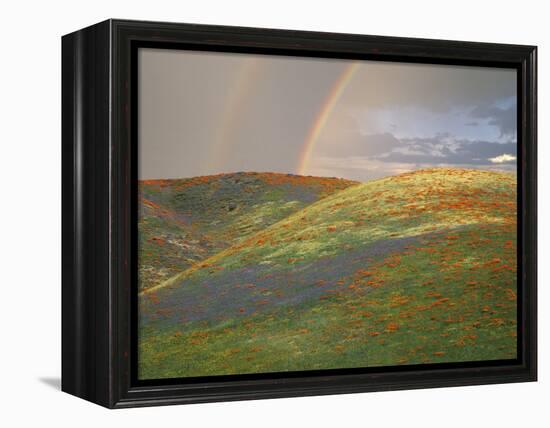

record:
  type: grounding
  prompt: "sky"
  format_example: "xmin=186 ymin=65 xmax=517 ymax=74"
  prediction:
xmin=138 ymin=48 xmax=517 ymax=181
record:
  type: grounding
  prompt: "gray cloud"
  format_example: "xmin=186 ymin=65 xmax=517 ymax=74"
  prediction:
xmin=470 ymin=104 xmax=517 ymax=138
xmin=375 ymin=134 xmax=516 ymax=166
xmin=345 ymin=62 xmax=516 ymax=114
xmin=340 ymin=133 xmax=516 ymax=165
xmin=309 ymin=131 xmax=517 ymax=182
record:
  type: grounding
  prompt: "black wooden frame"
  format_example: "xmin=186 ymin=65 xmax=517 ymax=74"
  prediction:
xmin=62 ymin=19 xmax=537 ymax=408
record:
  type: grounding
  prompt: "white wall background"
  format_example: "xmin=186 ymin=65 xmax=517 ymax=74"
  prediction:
xmin=0 ymin=0 xmax=546 ymax=426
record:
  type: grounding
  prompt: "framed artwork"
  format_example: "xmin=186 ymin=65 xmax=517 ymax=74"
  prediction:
xmin=62 ymin=19 xmax=537 ymax=408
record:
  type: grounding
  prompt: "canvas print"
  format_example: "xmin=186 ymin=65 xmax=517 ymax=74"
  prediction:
xmin=137 ymin=48 xmax=518 ymax=380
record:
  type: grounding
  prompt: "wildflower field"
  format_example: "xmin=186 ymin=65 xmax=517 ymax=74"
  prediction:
xmin=138 ymin=168 xmax=517 ymax=379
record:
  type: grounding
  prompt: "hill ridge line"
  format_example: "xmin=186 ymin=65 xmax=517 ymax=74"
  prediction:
xmin=138 ymin=168 xmax=514 ymax=297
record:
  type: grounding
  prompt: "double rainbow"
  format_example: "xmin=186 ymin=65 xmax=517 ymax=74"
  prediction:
xmin=209 ymin=59 xmax=360 ymax=176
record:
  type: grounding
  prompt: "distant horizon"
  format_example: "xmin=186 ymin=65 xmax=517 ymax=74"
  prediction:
xmin=138 ymin=165 xmax=517 ymax=183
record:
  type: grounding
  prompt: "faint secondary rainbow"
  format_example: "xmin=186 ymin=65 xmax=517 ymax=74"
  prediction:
xmin=207 ymin=58 xmax=263 ymax=172
xmin=297 ymin=62 xmax=361 ymax=176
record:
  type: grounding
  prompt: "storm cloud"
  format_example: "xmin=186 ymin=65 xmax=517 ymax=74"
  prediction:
xmin=378 ymin=135 xmax=516 ymax=165
xmin=470 ymin=103 xmax=517 ymax=139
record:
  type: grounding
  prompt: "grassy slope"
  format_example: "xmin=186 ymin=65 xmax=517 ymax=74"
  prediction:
xmin=138 ymin=172 xmax=357 ymax=291
xmin=139 ymin=168 xmax=517 ymax=379
xmin=138 ymin=198 xmax=217 ymax=293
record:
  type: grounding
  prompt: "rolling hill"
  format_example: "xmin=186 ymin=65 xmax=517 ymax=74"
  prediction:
xmin=139 ymin=168 xmax=517 ymax=379
xmin=138 ymin=172 xmax=357 ymax=291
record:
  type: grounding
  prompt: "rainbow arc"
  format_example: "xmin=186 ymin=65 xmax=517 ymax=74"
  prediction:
xmin=297 ymin=62 xmax=360 ymax=176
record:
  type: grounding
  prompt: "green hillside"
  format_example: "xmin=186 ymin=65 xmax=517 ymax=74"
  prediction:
xmin=138 ymin=172 xmax=357 ymax=291
xmin=138 ymin=197 xmax=217 ymax=293
xmin=139 ymin=168 xmax=517 ymax=379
